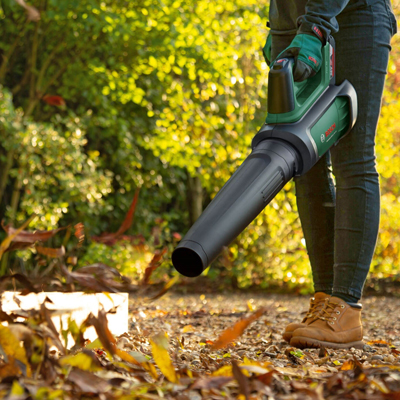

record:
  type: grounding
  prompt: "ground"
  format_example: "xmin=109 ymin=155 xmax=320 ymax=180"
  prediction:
xmin=126 ymin=292 xmax=400 ymax=399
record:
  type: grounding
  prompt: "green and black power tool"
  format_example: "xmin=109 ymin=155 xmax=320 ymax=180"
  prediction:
xmin=172 ymin=37 xmax=357 ymax=277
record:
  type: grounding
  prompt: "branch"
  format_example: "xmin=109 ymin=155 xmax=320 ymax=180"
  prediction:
xmin=36 ymin=40 xmax=65 ymax=92
xmin=28 ymin=22 xmax=39 ymax=101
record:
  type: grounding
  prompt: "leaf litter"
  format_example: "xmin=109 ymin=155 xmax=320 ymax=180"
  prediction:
xmin=1 ymin=211 xmax=400 ymax=398
xmin=1 ymin=289 xmax=400 ymax=399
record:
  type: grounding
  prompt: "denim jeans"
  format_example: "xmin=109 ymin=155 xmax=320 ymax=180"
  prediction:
xmin=270 ymin=0 xmax=397 ymax=300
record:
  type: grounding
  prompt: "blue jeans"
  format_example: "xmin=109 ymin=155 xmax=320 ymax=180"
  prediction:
xmin=294 ymin=1 xmax=396 ymax=299
xmin=270 ymin=0 xmax=396 ymax=300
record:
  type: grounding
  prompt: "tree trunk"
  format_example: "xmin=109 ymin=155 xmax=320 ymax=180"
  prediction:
xmin=0 ymin=148 xmax=15 ymax=207
xmin=186 ymin=173 xmax=203 ymax=226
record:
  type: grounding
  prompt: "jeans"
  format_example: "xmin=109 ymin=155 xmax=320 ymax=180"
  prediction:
xmin=270 ymin=0 xmax=397 ymax=299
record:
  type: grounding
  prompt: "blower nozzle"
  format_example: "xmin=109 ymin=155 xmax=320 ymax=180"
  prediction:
xmin=172 ymin=139 xmax=299 ymax=277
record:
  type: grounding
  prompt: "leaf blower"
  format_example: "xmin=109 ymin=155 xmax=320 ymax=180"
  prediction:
xmin=172 ymin=37 xmax=357 ymax=278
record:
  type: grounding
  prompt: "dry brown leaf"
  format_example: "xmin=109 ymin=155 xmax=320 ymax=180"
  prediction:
xmin=318 ymin=346 xmax=328 ymax=358
xmin=114 ymin=348 xmax=141 ymax=366
xmin=67 ymin=368 xmax=110 ymax=393
xmin=85 ymin=309 xmax=116 ymax=355
xmin=74 ymin=222 xmax=85 ymax=247
xmin=291 ymin=381 xmax=323 ymax=400
xmin=142 ymin=247 xmax=167 ymax=285
xmin=257 ymin=370 xmax=276 ymax=386
xmin=211 ymin=308 xmax=267 ymax=350
xmin=232 ymin=360 xmax=250 ymax=400
xmin=191 ymin=376 xmax=233 ymax=390
xmin=0 ymin=215 xmax=37 ymax=259
xmin=92 ymin=190 xmax=139 ymax=244
xmin=2 ymin=222 xmax=67 ymax=244
xmin=40 ymin=303 xmax=65 ymax=354
xmin=36 ymin=245 xmax=65 ymax=258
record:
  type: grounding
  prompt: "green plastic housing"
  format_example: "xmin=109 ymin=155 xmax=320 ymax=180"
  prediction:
xmin=266 ymin=42 xmax=332 ymax=124
xmin=310 ymin=96 xmax=350 ymax=157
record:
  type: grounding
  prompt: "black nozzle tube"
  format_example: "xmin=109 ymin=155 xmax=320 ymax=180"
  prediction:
xmin=172 ymin=139 xmax=300 ymax=277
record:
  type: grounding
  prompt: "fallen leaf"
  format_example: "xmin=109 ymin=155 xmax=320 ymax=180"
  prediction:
xmin=191 ymin=376 xmax=233 ymax=390
xmin=67 ymin=368 xmax=110 ymax=393
xmin=212 ymin=365 xmax=233 ymax=377
xmin=182 ymin=325 xmax=195 ymax=333
xmin=40 ymin=303 xmax=65 ymax=354
xmin=232 ymin=360 xmax=250 ymax=400
xmin=0 ymin=325 xmax=31 ymax=378
xmin=368 ymin=339 xmax=390 ymax=346
xmin=370 ymin=378 xmax=390 ymax=394
xmin=319 ymin=346 xmax=328 ymax=358
xmin=149 ymin=275 xmax=180 ymax=301
xmin=114 ymin=348 xmax=142 ymax=366
xmin=150 ymin=333 xmax=178 ymax=383
xmin=85 ymin=310 xmax=117 ymax=356
xmin=247 ymin=300 xmax=255 ymax=311
xmin=340 ymin=360 xmax=357 ymax=371
xmin=241 ymin=365 xmax=271 ymax=375
xmin=211 ymin=308 xmax=267 ymax=350
xmin=60 ymin=351 xmax=102 ymax=372
xmin=257 ymin=370 xmax=276 ymax=386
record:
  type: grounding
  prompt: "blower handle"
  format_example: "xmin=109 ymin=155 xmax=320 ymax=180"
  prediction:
xmin=267 ymin=58 xmax=296 ymax=114
xmin=266 ymin=36 xmax=336 ymax=124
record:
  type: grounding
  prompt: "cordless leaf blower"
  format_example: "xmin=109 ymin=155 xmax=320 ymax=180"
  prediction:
xmin=172 ymin=37 xmax=357 ymax=278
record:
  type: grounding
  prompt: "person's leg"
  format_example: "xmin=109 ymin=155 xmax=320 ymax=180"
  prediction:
xmin=290 ymin=0 xmax=396 ymax=349
xmin=294 ymin=155 xmax=335 ymax=294
xmin=330 ymin=0 xmax=396 ymax=302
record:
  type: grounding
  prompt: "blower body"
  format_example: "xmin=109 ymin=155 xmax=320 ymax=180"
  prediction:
xmin=172 ymin=38 xmax=357 ymax=278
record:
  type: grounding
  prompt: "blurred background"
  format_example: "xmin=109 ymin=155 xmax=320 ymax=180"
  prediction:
xmin=0 ymin=0 xmax=399 ymax=293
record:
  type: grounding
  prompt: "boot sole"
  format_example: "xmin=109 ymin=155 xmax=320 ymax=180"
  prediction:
xmin=290 ymin=336 xmax=364 ymax=350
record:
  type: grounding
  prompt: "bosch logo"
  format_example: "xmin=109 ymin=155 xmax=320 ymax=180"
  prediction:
xmin=325 ymin=123 xmax=336 ymax=137
xmin=313 ymin=25 xmax=323 ymax=39
xmin=320 ymin=134 xmax=325 ymax=143
xmin=308 ymin=56 xmax=318 ymax=65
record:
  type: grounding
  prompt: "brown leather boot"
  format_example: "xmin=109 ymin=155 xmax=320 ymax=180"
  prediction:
xmin=282 ymin=292 xmax=330 ymax=343
xmin=290 ymin=296 xmax=364 ymax=349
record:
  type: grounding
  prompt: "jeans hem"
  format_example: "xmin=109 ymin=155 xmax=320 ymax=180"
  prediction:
xmin=332 ymin=286 xmax=362 ymax=300
xmin=313 ymin=285 xmax=333 ymax=294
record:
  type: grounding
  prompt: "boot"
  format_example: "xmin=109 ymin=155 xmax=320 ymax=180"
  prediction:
xmin=282 ymin=292 xmax=330 ymax=343
xmin=290 ymin=296 xmax=363 ymax=349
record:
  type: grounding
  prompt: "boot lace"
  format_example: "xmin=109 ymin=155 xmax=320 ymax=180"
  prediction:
xmin=313 ymin=299 xmax=345 ymax=325
xmin=304 ymin=297 xmax=326 ymax=320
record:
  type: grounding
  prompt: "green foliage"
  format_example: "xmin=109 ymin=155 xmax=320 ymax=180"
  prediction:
xmin=0 ymin=88 xmax=111 ymax=229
